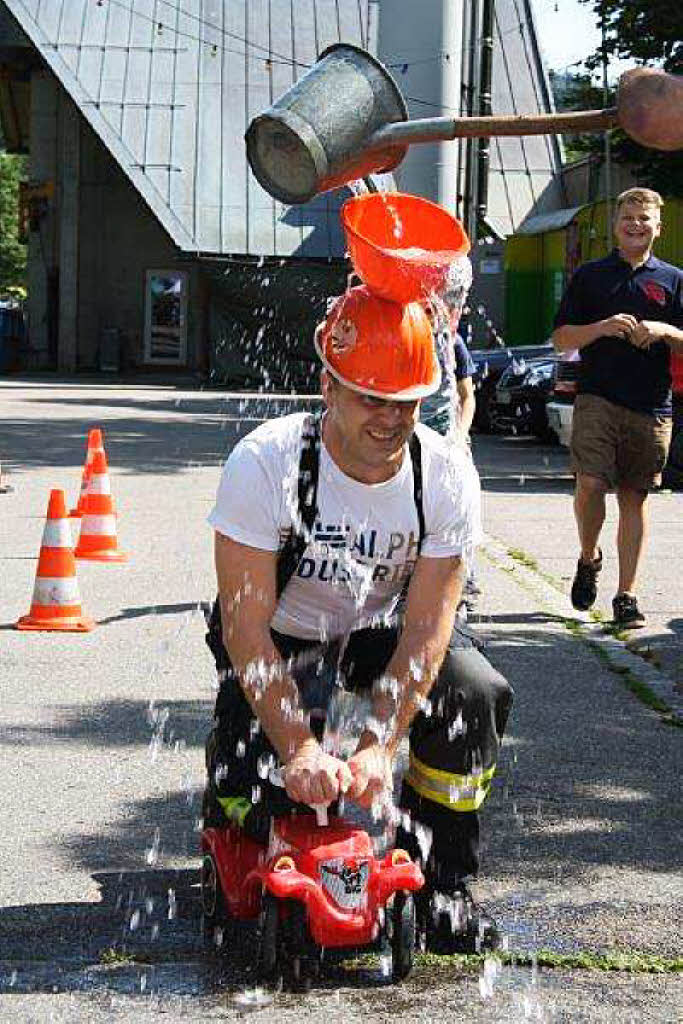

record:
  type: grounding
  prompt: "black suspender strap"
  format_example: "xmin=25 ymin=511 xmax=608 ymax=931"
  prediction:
xmin=408 ymin=430 xmax=425 ymax=555
xmin=275 ymin=412 xmax=321 ymax=597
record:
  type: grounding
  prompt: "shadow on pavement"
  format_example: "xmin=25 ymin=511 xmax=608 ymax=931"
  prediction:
xmin=480 ymin=628 xmax=681 ymax=884
xmin=98 ymin=602 xmax=210 ymax=625
xmin=470 ymin=612 xmax=571 ymax=626
xmin=0 ymin=869 xmax=401 ymax=997
xmin=480 ymin=476 xmax=575 ymax=495
xmin=0 ymin=698 xmax=209 ymax=752
xmin=2 ymin=415 xmax=238 ymax=475
xmin=3 ymin=395 xmax=321 ymax=476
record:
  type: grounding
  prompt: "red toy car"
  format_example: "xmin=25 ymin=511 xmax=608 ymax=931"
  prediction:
xmin=201 ymin=809 xmax=424 ymax=988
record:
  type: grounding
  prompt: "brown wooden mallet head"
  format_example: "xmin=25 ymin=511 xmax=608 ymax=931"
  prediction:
xmin=618 ymin=68 xmax=683 ymax=151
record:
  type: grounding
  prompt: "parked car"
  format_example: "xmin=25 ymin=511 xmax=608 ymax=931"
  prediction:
xmin=545 ymin=352 xmax=683 ymax=489
xmin=421 ymin=341 xmax=556 ymax=435
xmin=490 ymin=355 xmax=560 ymax=441
xmin=545 ymin=352 xmax=580 ymax=448
xmin=470 ymin=342 xmax=555 ymax=432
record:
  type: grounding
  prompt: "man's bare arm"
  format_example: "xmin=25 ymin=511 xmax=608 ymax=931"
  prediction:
xmin=456 ymin=377 xmax=476 ymax=437
xmin=630 ymin=320 xmax=683 ymax=351
xmin=215 ymin=533 xmax=312 ymax=759
xmin=346 ymin=554 xmax=464 ymax=807
xmin=215 ymin=533 xmax=352 ymax=804
xmin=552 ymin=314 xmax=639 ymax=353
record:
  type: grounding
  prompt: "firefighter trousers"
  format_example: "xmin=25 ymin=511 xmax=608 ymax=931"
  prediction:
xmin=204 ymin=623 xmax=513 ymax=889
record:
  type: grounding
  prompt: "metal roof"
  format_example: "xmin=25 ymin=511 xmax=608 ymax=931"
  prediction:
xmin=487 ymin=0 xmax=565 ymax=236
xmin=516 ymin=205 xmax=585 ymax=236
xmin=2 ymin=0 xmax=372 ymax=256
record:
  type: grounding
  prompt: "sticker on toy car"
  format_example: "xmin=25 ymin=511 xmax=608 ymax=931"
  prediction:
xmin=320 ymin=858 xmax=370 ymax=910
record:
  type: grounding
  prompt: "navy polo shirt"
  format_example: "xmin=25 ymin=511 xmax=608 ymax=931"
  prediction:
xmin=453 ymin=333 xmax=476 ymax=380
xmin=553 ymin=249 xmax=683 ymax=416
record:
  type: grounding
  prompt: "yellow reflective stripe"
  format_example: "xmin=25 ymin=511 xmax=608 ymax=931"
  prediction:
xmin=217 ymin=796 xmax=252 ymax=825
xmin=409 ymin=752 xmax=496 ymax=787
xmin=406 ymin=752 xmax=495 ymax=812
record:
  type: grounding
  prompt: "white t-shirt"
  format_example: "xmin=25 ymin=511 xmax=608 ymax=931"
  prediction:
xmin=208 ymin=413 xmax=482 ymax=640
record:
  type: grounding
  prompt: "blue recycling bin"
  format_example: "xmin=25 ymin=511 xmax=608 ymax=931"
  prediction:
xmin=0 ymin=307 xmax=26 ymax=373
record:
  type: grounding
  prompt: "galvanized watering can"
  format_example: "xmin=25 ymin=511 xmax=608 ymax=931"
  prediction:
xmin=245 ymin=44 xmax=683 ymax=205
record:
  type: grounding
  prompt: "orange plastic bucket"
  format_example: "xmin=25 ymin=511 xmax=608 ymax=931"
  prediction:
xmin=341 ymin=192 xmax=470 ymax=303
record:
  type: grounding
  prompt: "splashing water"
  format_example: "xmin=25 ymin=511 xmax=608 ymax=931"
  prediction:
xmin=233 ymin=987 xmax=275 ymax=1009
xmin=146 ymin=827 xmax=161 ymax=866
xmin=479 ymin=955 xmax=502 ymax=999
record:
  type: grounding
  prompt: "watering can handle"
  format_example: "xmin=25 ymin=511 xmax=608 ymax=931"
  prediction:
xmin=347 ymin=270 xmax=363 ymax=290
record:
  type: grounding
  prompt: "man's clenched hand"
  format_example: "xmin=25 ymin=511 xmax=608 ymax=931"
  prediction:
xmin=283 ymin=738 xmax=352 ymax=807
xmin=600 ymin=313 xmax=639 ymax=341
xmin=346 ymin=738 xmax=393 ymax=810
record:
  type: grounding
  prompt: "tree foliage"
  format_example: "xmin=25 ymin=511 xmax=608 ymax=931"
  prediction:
xmin=578 ymin=0 xmax=683 ymax=196
xmin=0 ymin=153 xmax=27 ymax=293
xmin=548 ymin=69 xmax=606 ymax=164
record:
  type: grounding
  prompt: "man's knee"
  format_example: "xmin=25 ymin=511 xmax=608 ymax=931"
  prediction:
xmin=442 ymin=648 xmax=513 ymax=718
xmin=576 ymin=472 xmax=609 ymax=498
xmin=616 ymin=485 xmax=648 ymax=507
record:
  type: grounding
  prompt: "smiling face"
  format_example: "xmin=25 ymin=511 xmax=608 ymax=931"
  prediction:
xmin=614 ymin=201 xmax=661 ymax=263
xmin=321 ymin=372 xmax=420 ymax=484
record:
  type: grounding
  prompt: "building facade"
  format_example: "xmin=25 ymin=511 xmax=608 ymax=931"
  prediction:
xmin=0 ymin=0 xmax=563 ymax=379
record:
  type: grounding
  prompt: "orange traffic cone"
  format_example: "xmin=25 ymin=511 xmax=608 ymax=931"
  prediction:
xmin=16 ymin=489 xmax=94 ymax=632
xmin=74 ymin=449 xmax=128 ymax=562
xmin=71 ymin=428 xmax=105 ymax=518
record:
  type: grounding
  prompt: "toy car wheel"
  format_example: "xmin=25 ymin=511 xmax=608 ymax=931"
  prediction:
xmin=201 ymin=852 xmax=229 ymax=948
xmin=257 ymin=894 xmax=283 ymax=989
xmin=391 ymin=891 xmax=416 ymax=982
xmin=283 ymin=900 xmax=319 ymax=993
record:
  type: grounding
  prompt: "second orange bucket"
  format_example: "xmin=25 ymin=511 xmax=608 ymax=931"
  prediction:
xmin=341 ymin=192 xmax=470 ymax=304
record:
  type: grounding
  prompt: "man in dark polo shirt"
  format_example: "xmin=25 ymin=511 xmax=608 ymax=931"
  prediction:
xmin=552 ymin=188 xmax=683 ymax=627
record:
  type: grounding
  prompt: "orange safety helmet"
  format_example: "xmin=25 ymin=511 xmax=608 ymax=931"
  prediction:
xmin=314 ymin=285 xmax=440 ymax=401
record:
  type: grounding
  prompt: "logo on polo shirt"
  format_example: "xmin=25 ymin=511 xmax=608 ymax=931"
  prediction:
xmin=641 ymin=280 xmax=667 ymax=307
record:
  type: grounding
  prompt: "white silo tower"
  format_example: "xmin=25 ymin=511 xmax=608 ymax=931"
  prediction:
xmin=376 ymin=0 xmax=467 ymax=218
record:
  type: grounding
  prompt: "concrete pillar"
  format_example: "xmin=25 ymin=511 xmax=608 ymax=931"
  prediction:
xmin=57 ymin=93 xmax=79 ymax=371
xmin=27 ymin=70 xmax=58 ymax=367
xmin=377 ymin=0 xmax=464 ymax=212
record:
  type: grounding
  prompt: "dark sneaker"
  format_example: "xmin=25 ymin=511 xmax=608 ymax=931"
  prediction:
xmin=418 ymin=882 xmax=500 ymax=954
xmin=570 ymin=549 xmax=602 ymax=611
xmin=612 ymin=593 xmax=646 ymax=629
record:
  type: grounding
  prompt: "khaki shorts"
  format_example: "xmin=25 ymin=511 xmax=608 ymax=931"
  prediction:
xmin=570 ymin=393 xmax=672 ymax=491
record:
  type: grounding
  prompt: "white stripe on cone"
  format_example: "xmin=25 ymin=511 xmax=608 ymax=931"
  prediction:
xmin=42 ymin=519 xmax=73 ymax=548
xmin=79 ymin=514 xmax=117 ymax=536
xmin=87 ymin=474 xmax=111 ymax=496
xmin=32 ymin=576 xmax=81 ymax=606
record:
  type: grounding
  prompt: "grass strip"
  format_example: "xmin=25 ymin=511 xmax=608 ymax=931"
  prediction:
xmin=483 ymin=542 xmax=680 ymax=726
xmin=342 ymin=949 xmax=683 ymax=975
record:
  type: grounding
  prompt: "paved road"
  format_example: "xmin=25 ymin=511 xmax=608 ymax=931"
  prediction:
xmin=1 ymin=380 xmax=681 ymax=1022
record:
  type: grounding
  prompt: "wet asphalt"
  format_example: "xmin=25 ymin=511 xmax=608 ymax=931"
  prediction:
xmin=0 ymin=379 xmax=681 ymax=1022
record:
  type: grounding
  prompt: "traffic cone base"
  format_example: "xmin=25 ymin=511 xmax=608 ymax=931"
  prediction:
xmin=17 ymin=610 xmax=94 ymax=632
xmin=16 ymin=489 xmax=95 ymax=632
